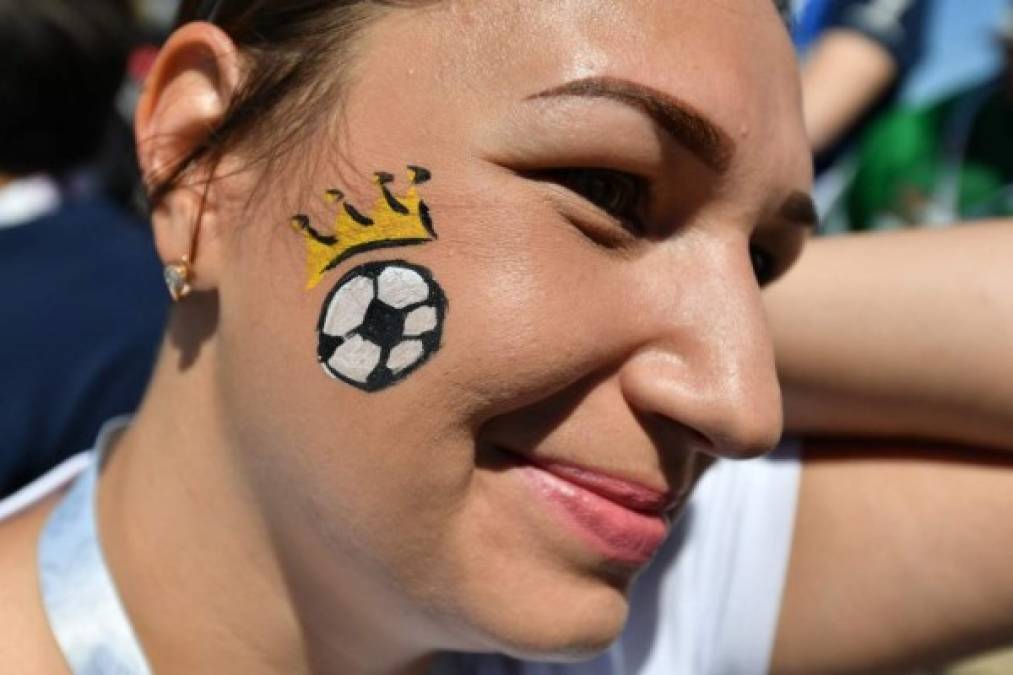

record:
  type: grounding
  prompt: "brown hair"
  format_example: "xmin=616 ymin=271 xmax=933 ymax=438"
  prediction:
xmin=146 ymin=0 xmax=392 ymax=209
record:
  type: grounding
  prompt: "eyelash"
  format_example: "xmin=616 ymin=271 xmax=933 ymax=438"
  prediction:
xmin=535 ymin=167 xmax=779 ymax=285
xmin=539 ymin=167 xmax=649 ymax=234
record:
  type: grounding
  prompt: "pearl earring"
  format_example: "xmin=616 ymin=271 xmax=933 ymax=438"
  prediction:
xmin=163 ymin=257 xmax=193 ymax=301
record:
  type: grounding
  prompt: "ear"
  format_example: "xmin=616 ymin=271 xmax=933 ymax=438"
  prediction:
xmin=136 ymin=22 xmax=242 ymax=293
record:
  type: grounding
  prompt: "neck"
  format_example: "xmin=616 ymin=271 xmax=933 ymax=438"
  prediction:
xmin=97 ymin=299 xmax=438 ymax=675
xmin=0 ymin=174 xmax=13 ymax=190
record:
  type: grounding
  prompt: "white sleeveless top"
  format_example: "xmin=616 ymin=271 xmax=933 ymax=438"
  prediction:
xmin=0 ymin=419 xmax=800 ymax=675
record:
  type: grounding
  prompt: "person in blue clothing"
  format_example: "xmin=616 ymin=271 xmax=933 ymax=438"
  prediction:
xmin=0 ymin=0 xmax=168 ymax=497
xmin=837 ymin=3 xmax=1013 ymax=229
xmin=1 ymin=1 xmax=1013 ymax=675
xmin=794 ymin=0 xmax=931 ymax=161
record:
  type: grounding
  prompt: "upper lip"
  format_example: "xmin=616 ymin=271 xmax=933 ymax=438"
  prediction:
xmin=520 ymin=454 xmax=676 ymax=515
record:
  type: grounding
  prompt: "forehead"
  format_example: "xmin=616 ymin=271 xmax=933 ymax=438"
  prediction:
xmin=438 ymin=1 xmax=792 ymax=84
xmin=346 ymin=0 xmax=807 ymax=183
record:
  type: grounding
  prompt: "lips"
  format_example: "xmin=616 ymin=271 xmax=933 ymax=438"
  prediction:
xmin=504 ymin=451 xmax=675 ymax=566
xmin=529 ymin=459 xmax=675 ymax=514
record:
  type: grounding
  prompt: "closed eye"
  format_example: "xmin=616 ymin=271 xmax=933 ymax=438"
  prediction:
xmin=531 ymin=167 xmax=649 ymax=235
xmin=527 ymin=167 xmax=789 ymax=286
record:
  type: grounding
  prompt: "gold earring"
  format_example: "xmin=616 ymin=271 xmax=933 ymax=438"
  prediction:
xmin=164 ymin=257 xmax=193 ymax=301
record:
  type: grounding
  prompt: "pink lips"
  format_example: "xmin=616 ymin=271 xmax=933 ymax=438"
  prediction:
xmin=515 ymin=457 xmax=672 ymax=566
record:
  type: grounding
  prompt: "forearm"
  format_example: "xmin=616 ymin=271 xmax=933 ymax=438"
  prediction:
xmin=765 ymin=222 xmax=1013 ymax=451
xmin=773 ymin=440 xmax=1013 ymax=674
xmin=801 ymin=30 xmax=898 ymax=153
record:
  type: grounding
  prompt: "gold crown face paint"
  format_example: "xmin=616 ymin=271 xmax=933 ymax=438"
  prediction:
xmin=291 ymin=165 xmax=436 ymax=290
xmin=292 ymin=166 xmax=447 ymax=392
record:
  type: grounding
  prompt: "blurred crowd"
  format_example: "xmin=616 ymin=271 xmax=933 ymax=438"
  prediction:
xmin=0 ymin=0 xmax=1011 ymax=670
xmin=793 ymin=0 xmax=1013 ymax=232
xmin=0 ymin=0 xmax=177 ymax=498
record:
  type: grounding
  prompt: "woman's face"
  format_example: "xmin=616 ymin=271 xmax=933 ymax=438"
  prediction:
xmin=214 ymin=0 xmax=812 ymax=661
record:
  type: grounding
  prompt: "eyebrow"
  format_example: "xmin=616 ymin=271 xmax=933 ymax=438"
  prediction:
xmin=779 ymin=191 xmax=819 ymax=230
xmin=528 ymin=76 xmax=735 ymax=174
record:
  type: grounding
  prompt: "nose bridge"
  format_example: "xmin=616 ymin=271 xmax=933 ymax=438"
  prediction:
xmin=621 ymin=244 xmax=784 ymax=460
xmin=696 ymin=266 xmax=783 ymax=456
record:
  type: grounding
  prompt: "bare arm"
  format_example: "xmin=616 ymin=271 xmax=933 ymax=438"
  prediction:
xmin=773 ymin=440 xmax=1013 ymax=675
xmin=767 ymin=223 xmax=1013 ymax=671
xmin=802 ymin=30 xmax=898 ymax=153
xmin=765 ymin=222 xmax=1013 ymax=452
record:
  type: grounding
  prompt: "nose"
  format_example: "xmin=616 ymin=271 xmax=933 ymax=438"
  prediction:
xmin=619 ymin=243 xmax=784 ymax=460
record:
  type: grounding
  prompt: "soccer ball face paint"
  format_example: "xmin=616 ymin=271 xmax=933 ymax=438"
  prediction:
xmin=291 ymin=166 xmax=446 ymax=392
xmin=317 ymin=260 xmax=447 ymax=392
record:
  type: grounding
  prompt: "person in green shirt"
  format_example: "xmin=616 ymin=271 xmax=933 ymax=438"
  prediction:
xmin=845 ymin=10 xmax=1013 ymax=229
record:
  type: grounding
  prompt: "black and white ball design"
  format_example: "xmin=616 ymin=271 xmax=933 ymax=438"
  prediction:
xmin=317 ymin=260 xmax=447 ymax=392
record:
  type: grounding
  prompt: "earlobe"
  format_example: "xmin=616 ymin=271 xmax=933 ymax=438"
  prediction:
xmin=135 ymin=22 xmax=242 ymax=295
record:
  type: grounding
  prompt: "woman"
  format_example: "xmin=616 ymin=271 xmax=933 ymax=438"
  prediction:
xmin=2 ymin=1 xmax=1013 ymax=673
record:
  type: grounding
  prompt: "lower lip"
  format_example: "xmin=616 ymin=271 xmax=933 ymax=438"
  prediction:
xmin=515 ymin=462 xmax=669 ymax=566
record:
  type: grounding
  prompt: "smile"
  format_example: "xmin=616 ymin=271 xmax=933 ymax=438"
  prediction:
xmin=505 ymin=452 xmax=675 ymax=567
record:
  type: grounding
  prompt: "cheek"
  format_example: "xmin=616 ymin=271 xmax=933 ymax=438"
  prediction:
xmin=212 ymin=217 xmax=494 ymax=549
xmin=210 ymin=201 xmax=651 ymax=651
xmin=215 ymin=256 xmax=480 ymax=584
xmin=430 ymin=205 xmax=637 ymax=419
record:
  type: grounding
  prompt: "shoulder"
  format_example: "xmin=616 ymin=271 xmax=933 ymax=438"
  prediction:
xmin=0 ymin=197 xmax=165 ymax=309
xmin=0 ymin=487 xmax=72 ymax=674
xmin=7 ymin=197 xmax=161 ymax=278
xmin=823 ymin=0 xmax=930 ymax=68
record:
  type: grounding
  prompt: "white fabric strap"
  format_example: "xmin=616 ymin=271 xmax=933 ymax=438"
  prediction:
xmin=37 ymin=421 xmax=152 ymax=675
xmin=0 ymin=453 xmax=89 ymax=521
xmin=0 ymin=175 xmax=61 ymax=230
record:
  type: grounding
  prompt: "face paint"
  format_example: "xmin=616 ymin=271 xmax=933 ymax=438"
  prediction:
xmin=317 ymin=260 xmax=447 ymax=392
xmin=291 ymin=165 xmax=436 ymax=290
xmin=293 ymin=166 xmax=446 ymax=391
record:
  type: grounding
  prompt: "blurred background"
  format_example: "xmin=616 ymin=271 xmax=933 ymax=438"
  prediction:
xmin=793 ymin=0 xmax=1013 ymax=233
xmin=794 ymin=3 xmax=1008 ymax=668
xmin=793 ymin=3 xmax=1013 ymax=671
xmin=0 ymin=0 xmax=1010 ymax=672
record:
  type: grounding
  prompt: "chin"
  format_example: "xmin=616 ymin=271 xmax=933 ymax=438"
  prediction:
xmin=458 ymin=571 xmax=633 ymax=664
xmin=430 ymin=469 xmax=658 ymax=664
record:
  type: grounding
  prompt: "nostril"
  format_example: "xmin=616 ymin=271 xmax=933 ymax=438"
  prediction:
xmin=641 ymin=412 xmax=714 ymax=455
xmin=635 ymin=412 xmax=716 ymax=497
xmin=646 ymin=411 xmax=780 ymax=462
